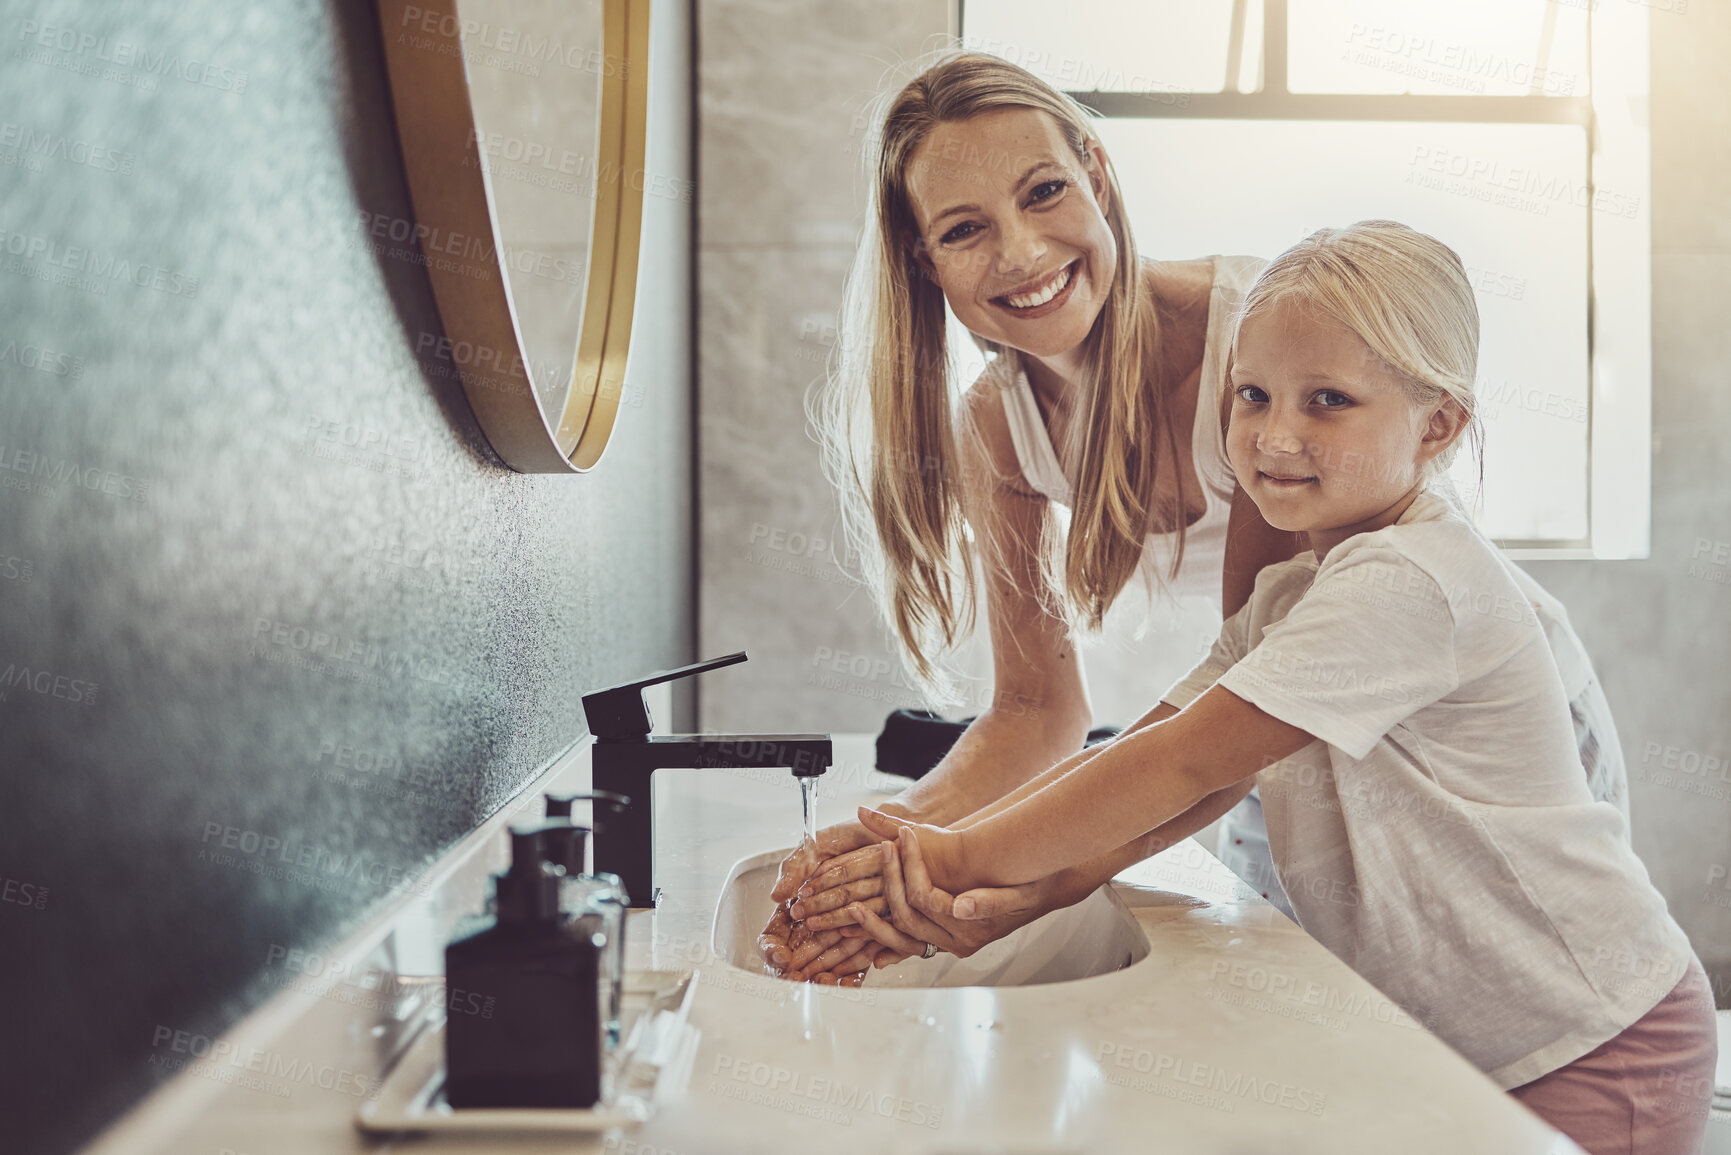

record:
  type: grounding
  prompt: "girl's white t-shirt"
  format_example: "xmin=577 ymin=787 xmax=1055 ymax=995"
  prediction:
xmin=1160 ymin=488 xmax=1694 ymax=1090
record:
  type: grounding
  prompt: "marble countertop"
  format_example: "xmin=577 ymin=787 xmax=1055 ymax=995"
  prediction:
xmin=88 ymin=734 xmax=1582 ymax=1155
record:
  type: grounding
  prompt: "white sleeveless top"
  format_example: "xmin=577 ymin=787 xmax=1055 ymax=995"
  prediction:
xmin=986 ymin=255 xmax=1267 ymax=603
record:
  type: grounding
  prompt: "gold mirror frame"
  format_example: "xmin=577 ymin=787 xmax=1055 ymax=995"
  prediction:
xmin=376 ymin=0 xmax=650 ymax=472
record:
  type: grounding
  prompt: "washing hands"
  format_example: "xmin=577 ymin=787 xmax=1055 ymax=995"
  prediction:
xmin=756 ymin=820 xmax=899 ymax=985
xmin=756 ymin=807 xmax=1063 ymax=983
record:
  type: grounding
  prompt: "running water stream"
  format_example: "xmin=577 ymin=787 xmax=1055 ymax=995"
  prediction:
xmin=800 ymin=775 xmax=819 ymax=850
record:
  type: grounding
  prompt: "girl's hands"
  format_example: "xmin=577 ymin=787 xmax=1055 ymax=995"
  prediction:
xmin=840 ymin=828 xmax=1055 ymax=961
xmin=759 ymin=820 xmax=886 ymax=972
xmin=778 ymin=841 xmax=900 ymax=981
xmin=778 ymin=918 xmax=875 ymax=982
xmin=770 ymin=821 xmax=881 ymax=903
xmin=764 ymin=804 xmax=1050 ymax=981
xmin=789 ymin=842 xmax=894 ymax=928
xmin=855 ymin=807 xmax=968 ymax=893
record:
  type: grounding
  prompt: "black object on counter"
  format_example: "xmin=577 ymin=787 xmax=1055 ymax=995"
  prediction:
xmin=874 ymin=708 xmax=1122 ymax=780
xmin=580 ymin=652 xmax=832 ymax=907
xmin=546 ymin=790 xmax=632 ymax=849
xmin=444 ymin=824 xmax=605 ymax=1109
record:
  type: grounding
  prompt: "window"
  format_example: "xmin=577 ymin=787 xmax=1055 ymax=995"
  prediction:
xmin=957 ymin=0 xmax=1651 ymax=556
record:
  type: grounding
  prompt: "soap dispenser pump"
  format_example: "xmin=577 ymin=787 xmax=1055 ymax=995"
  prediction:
xmin=444 ymin=824 xmax=604 ymax=1109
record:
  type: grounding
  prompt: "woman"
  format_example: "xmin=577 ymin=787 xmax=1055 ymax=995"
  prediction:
xmin=759 ymin=50 xmax=1299 ymax=981
xmin=764 ymin=52 xmax=1626 ymax=983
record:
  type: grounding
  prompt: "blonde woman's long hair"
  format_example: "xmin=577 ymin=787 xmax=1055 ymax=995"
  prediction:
xmin=1231 ymin=220 xmax=1483 ymax=482
xmin=815 ymin=51 xmax=1187 ymax=695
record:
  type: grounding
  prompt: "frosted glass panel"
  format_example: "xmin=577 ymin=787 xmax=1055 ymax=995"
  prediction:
xmin=1094 ymin=119 xmax=1589 ymax=541
xmin=1288 ymin=0 xmax=1591 ymax=97
xmin=963 ymin=0 xmax=1243 ymax=94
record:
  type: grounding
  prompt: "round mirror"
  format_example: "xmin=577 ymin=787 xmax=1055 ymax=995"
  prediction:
xmin=377 ymin=0 xmax=650 ymax=472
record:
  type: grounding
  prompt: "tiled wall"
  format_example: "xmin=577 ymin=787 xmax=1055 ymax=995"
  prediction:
xmin=696 ymin=0 xmax=962 ymax=733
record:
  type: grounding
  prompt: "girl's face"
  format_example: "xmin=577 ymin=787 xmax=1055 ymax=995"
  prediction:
xmin=904 ymin=107 xmax=1117 ymax=360
xmin=1227 ymin=298 xmax=1463 ymax=556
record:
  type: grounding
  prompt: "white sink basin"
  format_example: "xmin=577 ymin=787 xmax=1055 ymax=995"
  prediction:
xmin=710 ymin=849 xmax=1150 ymax=987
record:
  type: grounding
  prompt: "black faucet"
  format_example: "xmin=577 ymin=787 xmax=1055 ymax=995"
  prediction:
xmin=581 ymin=652 xmax=831 ymax=908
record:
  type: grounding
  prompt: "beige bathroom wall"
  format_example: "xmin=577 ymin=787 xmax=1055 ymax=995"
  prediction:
xmin=1522 ymin=2 xmax=1731 ymax=1002
xmin=696 ymin=0 xmax=958 ymax=737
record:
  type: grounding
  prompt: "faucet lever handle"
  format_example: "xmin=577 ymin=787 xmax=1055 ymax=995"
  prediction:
xmin=582 ymin=651 xmax=749 ymax=739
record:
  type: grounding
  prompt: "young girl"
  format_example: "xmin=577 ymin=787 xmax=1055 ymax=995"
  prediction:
xmin=847 ymin=221 xmax=1718 ymax=1154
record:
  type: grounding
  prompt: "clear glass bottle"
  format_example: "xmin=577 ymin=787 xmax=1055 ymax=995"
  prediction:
xmin=543 ymin=795 xmax=631 ymax=1051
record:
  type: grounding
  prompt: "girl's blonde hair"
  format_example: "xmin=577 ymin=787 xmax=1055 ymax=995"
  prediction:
xmin=815 ymin=51 xmax=1188 ymax=693
xmin=1233 ymin=220 xmax=1482 ymax=478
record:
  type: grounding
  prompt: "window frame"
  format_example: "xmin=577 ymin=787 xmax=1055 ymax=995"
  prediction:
xmin=957 ymin=0 xmax=1652 ymax=558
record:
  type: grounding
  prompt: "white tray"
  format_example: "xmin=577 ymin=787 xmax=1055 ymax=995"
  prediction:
xmin=356 ymin=969 xmax=700 ymax=1134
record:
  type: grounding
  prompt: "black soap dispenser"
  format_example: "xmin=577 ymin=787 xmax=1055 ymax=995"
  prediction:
xmin=444 ymin=824 xmax=605 ymax=1109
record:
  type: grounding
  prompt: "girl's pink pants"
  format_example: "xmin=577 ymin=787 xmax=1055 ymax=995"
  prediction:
xmin=1511 ymin=956 xmax=1719 ymax=1155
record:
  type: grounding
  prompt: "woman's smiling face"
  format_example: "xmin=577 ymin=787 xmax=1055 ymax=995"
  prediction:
xmin=904 ymin=107 xmax=1117 ymax=359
